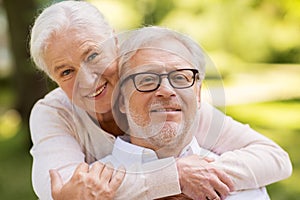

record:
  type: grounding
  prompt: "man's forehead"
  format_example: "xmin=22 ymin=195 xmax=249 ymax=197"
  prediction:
xmin=131 ymin=48 xmax=192 ymax=65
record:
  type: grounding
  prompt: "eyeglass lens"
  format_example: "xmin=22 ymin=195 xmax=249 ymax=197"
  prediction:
xmin=133 ymin=69 xmax=198 ymax=92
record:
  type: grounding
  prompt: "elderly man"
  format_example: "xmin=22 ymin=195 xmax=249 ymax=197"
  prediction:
xmin=101 ymin=26 xmax=283 ymax=199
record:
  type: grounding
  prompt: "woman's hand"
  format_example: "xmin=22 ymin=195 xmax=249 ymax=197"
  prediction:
xmin=176 ymin=155 xmax=234 ymax=200
xmin=50 ymin=162 xmax=125 ymax=200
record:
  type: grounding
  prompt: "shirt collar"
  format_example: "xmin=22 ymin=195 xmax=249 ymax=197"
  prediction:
xmin=112 ymin=136 xmax=158 ymax=167
xmin=112 ymin=136 xmax=215 ymax=167
xmin=180 ymin=137 xmax=219 ymax=159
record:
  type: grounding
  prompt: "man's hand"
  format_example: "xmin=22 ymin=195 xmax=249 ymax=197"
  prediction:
xmin=50 ymin=162 xmax=125 ymax=200
xmin=176 ymin=155 xmax=234 ymax=200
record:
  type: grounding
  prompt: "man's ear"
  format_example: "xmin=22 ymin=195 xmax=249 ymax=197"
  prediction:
xmin=196 ymin=83 xmax=202 ymax=109
xmin=119 ymin=93 xmax=126 ymax=114
xmin=114 ymin=33 xmax=118 ymax=46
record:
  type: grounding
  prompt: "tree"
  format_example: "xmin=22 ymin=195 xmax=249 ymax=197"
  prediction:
xmin=2 ymin=0 xmax=49 ymax=147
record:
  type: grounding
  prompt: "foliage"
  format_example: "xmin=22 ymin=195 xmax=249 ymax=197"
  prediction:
xmin=0 ymin=0 xmax=299 ymax=199
xmin=91 ymin=0 xmax=300 ymax=64
xmin=0 ymin=128 xmax=37 ymax=199
xmin=226 ymin=100 xmax=300 ymax=200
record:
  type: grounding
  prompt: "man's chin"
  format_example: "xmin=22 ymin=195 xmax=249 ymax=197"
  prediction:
xmin=149 ymin=124 xmax=180 ymax=145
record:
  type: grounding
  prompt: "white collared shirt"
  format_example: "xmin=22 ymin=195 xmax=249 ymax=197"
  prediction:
xmin=101 ymin=136 xmax=217 ymax=168
xmin=30 ymin=88 xmax=291 ymax=199
xmin=101 ymin=136 xmax=270 ymax=200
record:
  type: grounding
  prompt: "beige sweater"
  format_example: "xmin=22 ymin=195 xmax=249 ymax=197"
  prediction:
xmin=29 ymin=88 xmax=292 ymax=200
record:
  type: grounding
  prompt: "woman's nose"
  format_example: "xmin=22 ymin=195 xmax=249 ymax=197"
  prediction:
xmin=76 ymin=67 xmax=98 ymax=89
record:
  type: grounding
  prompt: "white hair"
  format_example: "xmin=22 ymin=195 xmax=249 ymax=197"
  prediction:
xmin=118 ymin=26 xmax=206 ymax=79
xmin=30 ymin=0 xmax=113 ymax=76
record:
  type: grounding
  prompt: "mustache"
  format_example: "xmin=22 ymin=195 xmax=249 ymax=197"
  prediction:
xmin=149 ymin=101 xmax=182 ymax=112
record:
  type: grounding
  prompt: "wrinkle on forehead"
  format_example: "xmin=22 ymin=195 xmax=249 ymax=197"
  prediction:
xmin=124 ymin=48 xmax=194 ymax=75
xmin=44 ymin=27 xmax=108 ymax=70
xmin=121 ymin=38 xmax=194 ymax=73
xmin=142 ymin=38 xmax=193 ymax=62
xmin=154 ymin=39 xmax=191 ymax=54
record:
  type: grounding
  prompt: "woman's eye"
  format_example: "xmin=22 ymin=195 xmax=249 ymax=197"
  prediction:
xmin=61 ymin=69 xmax=73 ymax=77
xmin=87 ymin=52 xmax=99 ymax=62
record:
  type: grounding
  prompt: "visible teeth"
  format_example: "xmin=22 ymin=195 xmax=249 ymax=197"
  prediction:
xmin=87 ymin=84 xmax=106 ymax=98
xmin=152 ymin=108 xmax=179 ymax=112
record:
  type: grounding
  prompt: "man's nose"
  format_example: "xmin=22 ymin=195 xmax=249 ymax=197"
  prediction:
xmin=155 ymin=78 xmax=176 ymax=97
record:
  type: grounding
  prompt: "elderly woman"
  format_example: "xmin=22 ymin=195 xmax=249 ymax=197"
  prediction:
xmin=29 ymin=1 xmax=292 ymax=200
xmin=30 ymin=1 xmax=223 ymax=199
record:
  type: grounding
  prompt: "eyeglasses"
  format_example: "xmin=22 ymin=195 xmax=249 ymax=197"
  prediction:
xmin=120 ymin=68 xmax=200 ymax=92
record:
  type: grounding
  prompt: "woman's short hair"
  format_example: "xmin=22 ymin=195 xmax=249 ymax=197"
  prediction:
xmin=30 ymin=0 xmax=113 ymax=76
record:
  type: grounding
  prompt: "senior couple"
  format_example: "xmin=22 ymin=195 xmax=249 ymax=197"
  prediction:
xmin=29 ymin=1 xmax=292 ymax=200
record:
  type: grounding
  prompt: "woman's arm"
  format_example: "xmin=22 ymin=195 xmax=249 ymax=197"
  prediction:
xmin=30 ymin=92 xmax=233 ymax=200
xmin=30 ymin=97 xmax=88 ymax=199
xmin=29 ymin=94 xmax=181 ymax=199
xmin=195 ymin=102 xmax=292 ymax=190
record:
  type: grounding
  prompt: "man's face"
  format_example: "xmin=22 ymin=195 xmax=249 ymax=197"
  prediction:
xmin=120 ymin=40 xmax=201 ymax=152
xmin=44 ymin=28 xmax=118 ymax=115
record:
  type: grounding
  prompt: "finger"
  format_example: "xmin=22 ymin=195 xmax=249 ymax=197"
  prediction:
xmin=204 ymin=187 xmax=221 ymax=200
xmin=206 ymin=197 xmax=220 ymax=200
xmin=206 ymin=192 xmax=221 ymax=200
xmin=49 ymin=169 xmax=63 ymax=198
xmin=198 ymin=179 xmax=222 ymax=200
xmin=213 ymin=168 xmax=235 ymax=192
xmin=74 ymin=162 xmax=89 ymax=174
xmin=202 ymin=156 xmax=215 ymax=163
xmin=89 ymin=161 xmax=105 ymax=178
xmin=209 ymin=178 xmax=231 ymax=199
xmin=71 ymin=162 xmax=89 ymax=182
xmin=109 ymin=166 xmax=126 ymax=191
xmin=99 ymin=162 xmax=115 ymax=183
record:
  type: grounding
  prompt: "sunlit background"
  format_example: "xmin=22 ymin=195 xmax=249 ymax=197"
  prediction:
xmin=0 ymin=0 xmax=299 ymax=199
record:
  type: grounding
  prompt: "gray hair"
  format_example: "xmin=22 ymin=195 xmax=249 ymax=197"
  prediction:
xmin=30 ymin=0 xmax=113 ymax=77
xmin=118 ymin=26 xmax=206 ymax=79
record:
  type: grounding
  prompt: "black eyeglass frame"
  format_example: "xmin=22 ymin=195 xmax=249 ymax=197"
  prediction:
xmin=120 ymin=68 xmax=200 ymax=92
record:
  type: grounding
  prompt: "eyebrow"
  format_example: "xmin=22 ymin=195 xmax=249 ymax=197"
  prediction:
xmin=53 ymin=45 xmax=103 ymax=74
xmin=52 ymin=48 xmax=93 ymax=73
xmin=54 ymin=64 xmax=67 ymax=74
xmin=81 ymin=48 xmax=93 ymax=61
xmin=81 ymin=46 xmax=103 ymax=61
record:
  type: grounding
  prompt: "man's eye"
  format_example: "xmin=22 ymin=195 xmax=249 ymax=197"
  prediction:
xmin=142 ymin=76 xmax=155 ymax=83
xmin=87 ymin=52 xmax=99 ymax=62
xmin=174 ymin=74 xmax=187 ymax=80
xmin=138 ymin=75 xmax=157 ymax=85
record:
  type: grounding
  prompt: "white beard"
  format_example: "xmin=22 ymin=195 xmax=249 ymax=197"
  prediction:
xmin=125 ymin=97 xmax=200 ymax=156
xmin=127 ymin=111 xmax=196 ymax=153
xmin=145 ymin=121 xmax=180 ymax=147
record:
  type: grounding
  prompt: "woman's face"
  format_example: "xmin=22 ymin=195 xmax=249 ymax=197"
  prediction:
xmin=44 ymin=28 xmax=118 ymax=115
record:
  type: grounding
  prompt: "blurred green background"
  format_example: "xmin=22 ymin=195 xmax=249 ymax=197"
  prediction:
xmin=0 ymin=0 xmax=299 ymax=199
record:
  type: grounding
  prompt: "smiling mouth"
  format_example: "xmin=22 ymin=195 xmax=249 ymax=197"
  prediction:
xmin=86 ymin=83 xmax=107 ymax=98
xmin=150 ymin=107 xmax=181 ymax=112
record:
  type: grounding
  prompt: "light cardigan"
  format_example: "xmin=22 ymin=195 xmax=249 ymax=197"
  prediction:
xmin=29 ymin=88 xmax=292 ymax=200
xmin=101 ymin=136 xmax=270 ymax=200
